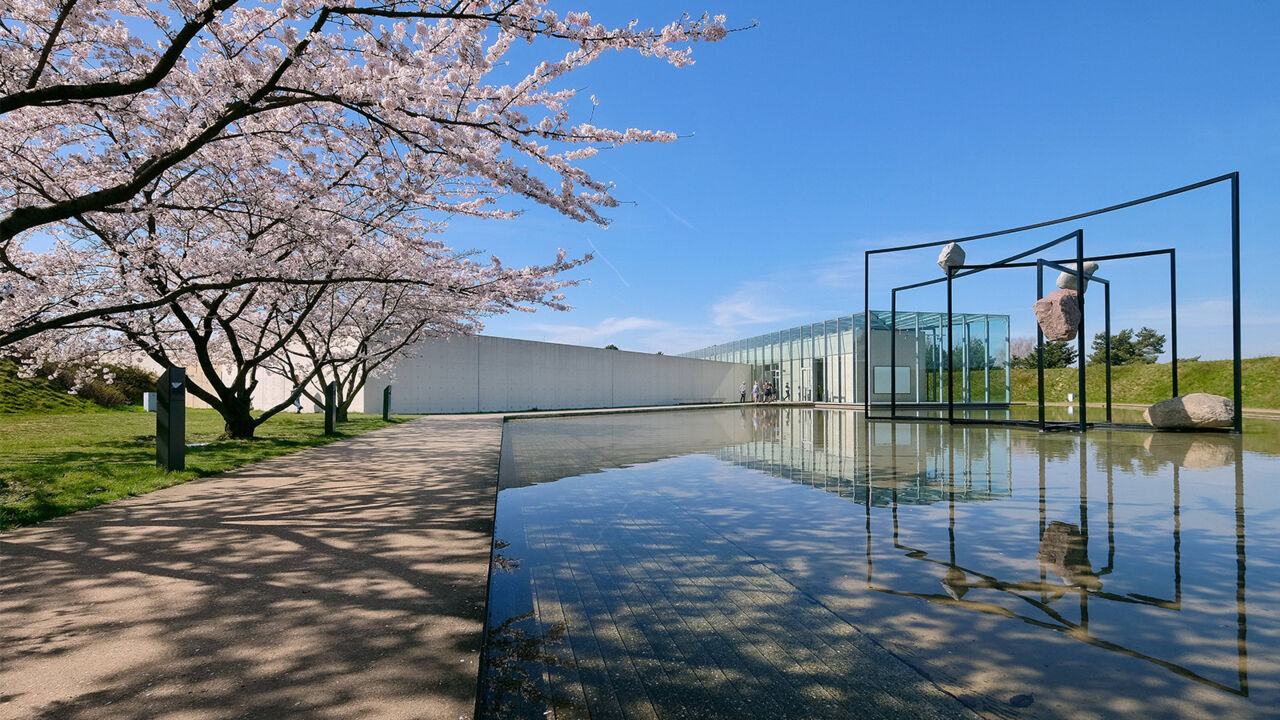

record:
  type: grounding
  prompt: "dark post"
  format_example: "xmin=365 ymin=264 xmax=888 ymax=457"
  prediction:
xmin=1104 ymin=281 xmax=1113 ymax=423
xmin=863 ymin=254 xmax=871 ymax=415
xmin=324 ymin=381 xmax=337 ymax=436
xmin=1037 ymin=261 xmax=1046 ymax=431
xmin=1170 ymin=249 xmax=1179 ymax=397
xmin=1075 ymin=231 xmax=1087 ymax=432
xmin=890 ymin=289 xmax=897 ymax=420
xmin=382 ymin=385 xmax=392 ymax=422
xmin=156 ymin=367 xmax=186 ymax=471
xmin=1230 ymin=173 xmax=1242 ymax=433
xmin=947 ymin=272 xmax=954 ymax=424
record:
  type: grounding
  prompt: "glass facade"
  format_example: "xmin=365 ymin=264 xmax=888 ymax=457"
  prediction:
xmin=680 ymin=310 xmax=1011 ymax=405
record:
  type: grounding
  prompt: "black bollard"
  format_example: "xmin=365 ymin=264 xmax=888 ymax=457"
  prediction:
xmin=157 ymin=367 xmax=186 ymax=471
xmin=382 ymin=385 xmax=392 ymax=422
xmin=324 ymin=381 xmax=337 ymax=436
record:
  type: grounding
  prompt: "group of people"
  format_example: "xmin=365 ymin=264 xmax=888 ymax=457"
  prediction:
xmin=739 ymin=380 xmax=791 ymax=403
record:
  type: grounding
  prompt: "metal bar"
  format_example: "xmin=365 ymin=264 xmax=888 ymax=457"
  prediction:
xmin=963 ymin=316 xmax=971 ymax=404
xmin=985 ymin=317 xmax=991 ymax=403
xmin=952 ymin=247 xmax=1176 ymax=272
xmin=1105 ymin=282 xmax=1112 ymax=423
xmin=1038 ymin=260 xmax=1106 ymax=279
xmin=1235 ymin=448 xmax=1248 ymax=689
xmin=1037 ymin=260 xmax=1046 ymax=431
xmin=1076 ymin=230 xmax=1087 ymax=432
xmin=1005 ymin=316 xmax=1012 ymax=405
xmin=916 ymin=312 xmax=923 ymax=404
xmin=891 ymin=290 xmax=898 ymax=420
xmin=867 ymin=173 xmax=1235 ymax=255
xmin=947 ymin=272 xmax=955 ymax=424
xmin=1232 ymin=173 xmax=1242 ymax=433
xmin=891 ymin=229 xmax=1082 ymax=294
xmin=864 ymin=253 xmax=871 ymax=414
xmin=1170 ymin=249 xmax=1179 ymax=397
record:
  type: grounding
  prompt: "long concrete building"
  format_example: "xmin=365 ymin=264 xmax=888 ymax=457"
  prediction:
xmin=364 ymin=335 xmax=749 ymax=415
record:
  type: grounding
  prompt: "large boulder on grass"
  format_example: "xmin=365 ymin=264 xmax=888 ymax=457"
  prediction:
xmin=1033 ymin=289 xmax=1081 ymax=341
xmin=1143 ymin=393 xmax=1234 ymax=429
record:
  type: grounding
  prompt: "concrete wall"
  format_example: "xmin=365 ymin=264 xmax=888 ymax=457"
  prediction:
xmin=365 ymin=335 xmax=750 ymax=415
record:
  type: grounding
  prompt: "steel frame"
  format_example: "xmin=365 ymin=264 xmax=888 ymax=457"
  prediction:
xmin=863 ymin=173 xmax=1242 ymax=433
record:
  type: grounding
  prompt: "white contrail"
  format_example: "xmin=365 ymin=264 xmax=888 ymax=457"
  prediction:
xmin=587 ymin=237 xmax=630 ymax=287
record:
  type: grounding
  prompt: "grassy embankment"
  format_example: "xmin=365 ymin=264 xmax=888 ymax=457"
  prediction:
xmin=1010 ymin=356 xmax=1280 ymax=408
xmin=0 ymin=359 xmax=107 ymax=414
xmin=1 ymin=362 xmax=409 ymax=531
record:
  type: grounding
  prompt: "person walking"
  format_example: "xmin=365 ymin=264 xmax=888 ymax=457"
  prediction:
xmin=739 ymin=381 xmax=747 ymax=403
xmin=784 ymin=382 xmax=791 ymax=401
xmin=752 ymin=380 xmax=760 ymax=403
xmin=290 ymin=374 xmax=304 ymax=413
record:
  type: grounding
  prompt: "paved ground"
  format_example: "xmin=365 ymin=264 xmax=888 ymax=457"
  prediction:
xmin=0 ymin=415 xmax=503 ymax=720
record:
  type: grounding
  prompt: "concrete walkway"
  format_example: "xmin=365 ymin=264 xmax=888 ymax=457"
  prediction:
xmin=0 ymin=416 xmax=503 ymax=720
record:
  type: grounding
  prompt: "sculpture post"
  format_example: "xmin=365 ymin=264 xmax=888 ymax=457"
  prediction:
xmin=383 ymin=385 xmax=392 ymax=422
xmin=157 ymin=367 xmax=186 ymax=471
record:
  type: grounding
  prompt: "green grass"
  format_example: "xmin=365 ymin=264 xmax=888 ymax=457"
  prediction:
xmin=1011 ymin=356 xmax=1280 ymax=408
xmin=0 ymin=408 xmax=410 ymax=531
xmin=1 ymin=358 xmax=107 ymax=414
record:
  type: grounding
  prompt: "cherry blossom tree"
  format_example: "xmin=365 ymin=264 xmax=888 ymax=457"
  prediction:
xmin=96 ymin=247 xmax=582 ymax=438
xmin=261 ymin=266 xmax=540 ymax=423
xmin=0 ymin=1 xmax=735 ymax=348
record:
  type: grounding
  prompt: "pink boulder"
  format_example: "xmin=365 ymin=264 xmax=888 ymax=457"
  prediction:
xmin=1033 ymin=289 xmax=1081 ymax=341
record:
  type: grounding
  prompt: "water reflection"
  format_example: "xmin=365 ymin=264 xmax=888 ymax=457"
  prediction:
xmin=480 ymin=408 xmax=1277 ymax=718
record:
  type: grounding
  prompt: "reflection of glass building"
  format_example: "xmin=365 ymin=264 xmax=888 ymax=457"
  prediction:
xmin=714 ymin=408 xmax=1013 ymax=506
xmin=679 ymin=310 xmax=1011 ymax=405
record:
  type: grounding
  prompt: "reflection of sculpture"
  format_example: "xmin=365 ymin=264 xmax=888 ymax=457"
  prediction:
xmin=941 ymin=566 xmax=969 ymax=600
xmin=1143 ymin=432 xmax=1238 ymax=469
xmin=1037 ymin=521 xmax=1102 ymax=590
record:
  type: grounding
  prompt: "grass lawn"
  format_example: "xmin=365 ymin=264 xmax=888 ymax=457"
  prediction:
xmin=1011 ymin=356 xmax=1280 ymax=409
xmin=0 ymin=408 xmax=411 ymax=531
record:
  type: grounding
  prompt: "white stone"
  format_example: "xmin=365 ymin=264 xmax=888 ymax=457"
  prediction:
xmin=1056 ymin=260 xmax=1100 ymax=292
xmin=937 ymin=242 xmax=965 ymax=275
xmin=1143 ymin=393 xmax=1234 ymax=429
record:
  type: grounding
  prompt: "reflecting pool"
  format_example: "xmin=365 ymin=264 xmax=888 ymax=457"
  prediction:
xmin=478 ymin=407 xmax=1280 ymax=719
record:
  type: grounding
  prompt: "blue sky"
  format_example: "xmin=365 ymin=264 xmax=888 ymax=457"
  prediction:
xmin=463 ymin=0 xmax=1280 ymax=360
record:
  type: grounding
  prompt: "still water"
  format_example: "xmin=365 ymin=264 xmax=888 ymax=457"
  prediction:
xmin=479 ymin=407 xmax=1279 ymax=719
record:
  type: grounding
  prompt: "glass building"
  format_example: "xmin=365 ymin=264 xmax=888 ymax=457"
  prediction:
xmin=680 ymin=310 xmax=1011 ymax=405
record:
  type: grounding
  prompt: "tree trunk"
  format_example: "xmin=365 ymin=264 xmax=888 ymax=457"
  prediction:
xmin=336 ymin=406 xmax=349 ymax=423
xmin=222 ymin=400 xmax=257 ymax=439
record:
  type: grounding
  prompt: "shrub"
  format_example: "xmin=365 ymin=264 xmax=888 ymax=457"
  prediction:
xmin=37 ymin=362 xmax=157 ymax=409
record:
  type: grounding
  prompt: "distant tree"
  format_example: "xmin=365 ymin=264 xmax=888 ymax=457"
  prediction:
xmin=1011 ymin=341 xmax=1078 ymax=369
xmin=604 ymin=344 xmax=620 ymax=350
xmin=924 ymin=339 xmax=996 ymax=371
xmin=1010 ymin=337 xmax=1037 ymax=361
xmin=1089 ymin=326 xmax=1166 ymax=365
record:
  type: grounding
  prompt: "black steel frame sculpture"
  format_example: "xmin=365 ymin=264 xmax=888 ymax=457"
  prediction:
xmin=863 ymin=173 xmax=1242 ymax=432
